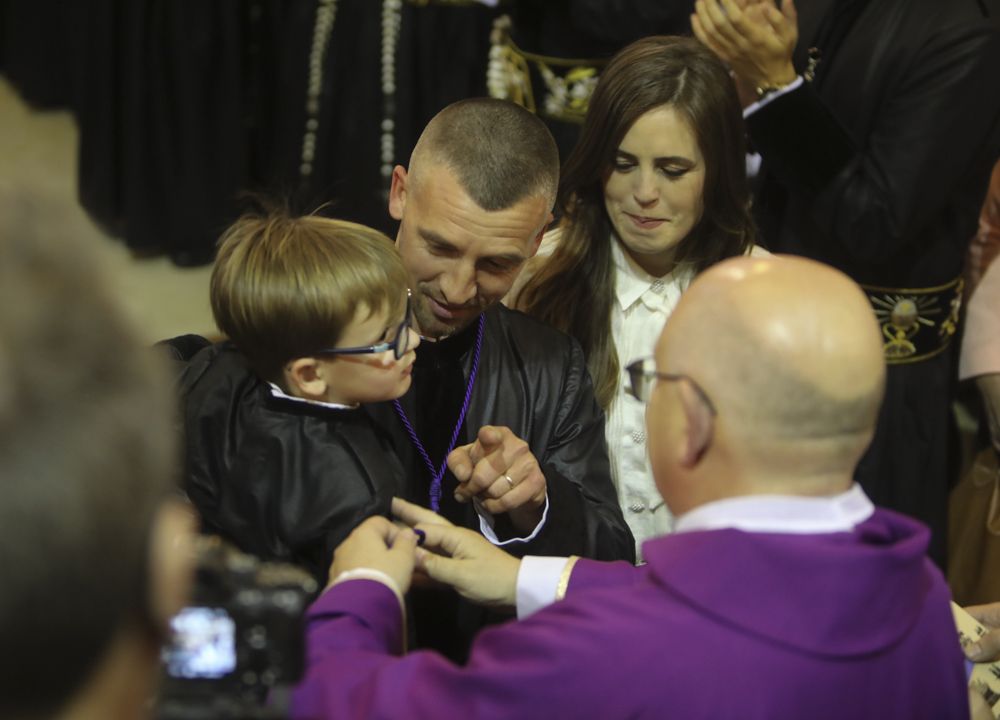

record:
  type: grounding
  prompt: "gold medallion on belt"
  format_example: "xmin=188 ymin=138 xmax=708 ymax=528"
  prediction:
xmin=861 ymin=277 xmax=963 ymax=364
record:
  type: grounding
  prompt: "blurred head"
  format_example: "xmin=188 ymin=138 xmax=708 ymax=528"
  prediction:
xmin=562 ymin=35 xmax=753 ymax=274
xmin=210 ymin=211 xmax=417 ymax=404
xmin=643 ymin=256 xmax=886 ymax=515
xmin=389 ymin=98 xmax=558 ymax=338
xmin=0 ymin=188 xmax=194 ymax=719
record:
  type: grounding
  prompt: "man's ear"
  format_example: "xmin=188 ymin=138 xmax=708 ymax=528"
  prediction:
xmin=527 ymin=212 xmax=554 ymax=258
xmin=148 ymin=500 xmax=197 ymax=629
xmin=284 ymin=357 xmax=328 ymax=401
xmin=388 ymin=165 xmax=408 ymax=222
xmin=676 ymin=381 xmax=714 ymax=468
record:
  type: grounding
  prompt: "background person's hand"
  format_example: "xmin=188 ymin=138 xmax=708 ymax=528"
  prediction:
xmin=965 ymin=602 xmax=1000 ymax=662
xmin=692 ymin=0 xmax=798 ymax=92
xmin=448 ymin=425 xmax=547 ymax=534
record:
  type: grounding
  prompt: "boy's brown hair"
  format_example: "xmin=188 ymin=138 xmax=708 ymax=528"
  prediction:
xmin=210 ymin=211 xmax=408 ymax=382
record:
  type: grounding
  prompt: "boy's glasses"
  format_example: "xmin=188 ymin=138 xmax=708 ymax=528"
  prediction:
xmin=319 ymin=291 xmax=413 ymax=361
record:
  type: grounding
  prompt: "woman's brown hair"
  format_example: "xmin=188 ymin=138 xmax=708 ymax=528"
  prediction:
xmin=516 ymin=36 xmax=756 ymax=409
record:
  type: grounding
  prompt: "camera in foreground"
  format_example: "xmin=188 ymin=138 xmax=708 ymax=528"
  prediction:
xmin=155 ymin=537 xmax=319 ymax=720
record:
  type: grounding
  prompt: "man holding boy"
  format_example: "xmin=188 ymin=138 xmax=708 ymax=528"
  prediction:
xmin=380 ymin=97 xmax=630 ymax=555
xmin=369 ymin=98 xmax=633 ymax=656
xmin=292 ymin=255 xmax=969 ymax=719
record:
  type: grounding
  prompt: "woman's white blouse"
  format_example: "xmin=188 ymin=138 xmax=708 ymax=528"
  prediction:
xmin=607 ymin=240 xmax=692 ymax=560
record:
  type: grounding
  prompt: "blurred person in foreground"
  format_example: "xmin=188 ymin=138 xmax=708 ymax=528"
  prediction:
xmin=0 ymin=189 xmax=196 ymax=720
xmin=291 ymin=255 xmax=969 ymax=720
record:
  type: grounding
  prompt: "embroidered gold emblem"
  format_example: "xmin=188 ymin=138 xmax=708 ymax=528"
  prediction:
xmin=487 ymin=15 xmax=606 ymax=124
xmin=861 ymin=277 xmax=963 ymax=364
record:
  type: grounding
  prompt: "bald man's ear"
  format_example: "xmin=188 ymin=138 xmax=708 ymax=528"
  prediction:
xmin=284 ymin=357 xmax=328 ymax=401
xmin=677 ymin=381 xmax=714 ymax=468
xmin=388 ymin=165 xmax=408 ymax=222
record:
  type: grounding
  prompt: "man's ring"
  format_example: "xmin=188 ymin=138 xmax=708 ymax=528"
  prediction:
xmin=504 ymin=474 xmax=514 ymax=489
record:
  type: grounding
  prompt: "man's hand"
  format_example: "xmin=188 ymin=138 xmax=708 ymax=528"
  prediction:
xmin=692 ymin=0 xmax=798 ymax=93
xmin=393 ymin=498 xmax=521 ymax=609
xmin=328 ymin=516 xmax=419 ymax=594
xmin=965 ymin=602 xmax=1000 ymax=662
xmin=448 ymin=425 xmax=547 ymax=534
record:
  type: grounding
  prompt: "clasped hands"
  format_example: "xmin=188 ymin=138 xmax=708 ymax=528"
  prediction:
xmin=327 ymin=424 xmax=546 ymax=606
xmin=691 ymin=0 xmax=799 ymax=104
xmin=328 ymin=498 xmax=521 ymax=610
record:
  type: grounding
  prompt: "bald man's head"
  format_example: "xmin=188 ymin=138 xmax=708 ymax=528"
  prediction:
xmin=651 ymin=256 xmax=885 ymax=498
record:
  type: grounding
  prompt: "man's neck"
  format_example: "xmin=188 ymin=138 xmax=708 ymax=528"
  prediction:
xmin=415 ymin=312 xmax=486 ymax=356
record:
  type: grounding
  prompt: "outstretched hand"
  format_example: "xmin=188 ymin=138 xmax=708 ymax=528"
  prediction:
xmin=448 ymin=425 xmax=547 ymax=534
xmin=392 ymin=497 xmax=521 ymax=609
xmin=328 ymin=516 xmax=420 ymax=594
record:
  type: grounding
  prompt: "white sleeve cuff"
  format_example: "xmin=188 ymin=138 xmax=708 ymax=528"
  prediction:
xmin=474 ymin=494 xmax=550 ymax=546
xmin=743 ymin=75 xmax=804 ymax=117
xmin=328 ymin=567 xmax=405 ymax=610
xmin=516 ymin=556 xmax=571 ymax=619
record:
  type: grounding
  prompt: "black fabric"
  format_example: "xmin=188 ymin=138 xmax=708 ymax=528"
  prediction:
xmin=808 ymin=0 xmax=872 ymax=86
xmin=505 ymin=0 xmax=694 ymax=162
xmin=179 ymin=343 xmax=404 ymax=586
xmin=393 ymin=2 xmax=500 ymax=202
xmin=0 ymin=0 xmax=80 ymax=108
xmin=748 ymin=0 xmax=1000 ymax=566
xmin=366 ymin=304 xmax=634 ymax=661
xmin=509 ymin=0 xmax=693 ymax=58
xmin=3 ymin=2 xmax=502 ymax=261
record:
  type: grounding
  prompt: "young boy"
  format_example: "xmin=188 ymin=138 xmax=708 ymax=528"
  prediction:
xmin=178 ymin=210 xmax=418 ymax=583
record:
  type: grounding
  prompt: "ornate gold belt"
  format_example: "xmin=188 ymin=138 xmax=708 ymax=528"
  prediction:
xmin=487 ymin=15 xmax=606 ymax=124
xmin=860 ymin=277 xmax=963 ymax=364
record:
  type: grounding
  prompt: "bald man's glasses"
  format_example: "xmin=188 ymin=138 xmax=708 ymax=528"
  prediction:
xmin=625 ymin=358 xmax=717 ymax=415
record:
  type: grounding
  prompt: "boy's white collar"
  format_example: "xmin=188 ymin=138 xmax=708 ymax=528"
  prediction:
xmin=267 ymin=382 xmax=358 ymax=410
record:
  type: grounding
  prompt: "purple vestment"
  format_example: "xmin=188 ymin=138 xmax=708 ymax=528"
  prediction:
xmin=290 ymin=508 xmax=968 ymax=719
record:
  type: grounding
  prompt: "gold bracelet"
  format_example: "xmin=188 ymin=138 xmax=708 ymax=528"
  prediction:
xmin=555 ymin=556 xmax=580 ymax=601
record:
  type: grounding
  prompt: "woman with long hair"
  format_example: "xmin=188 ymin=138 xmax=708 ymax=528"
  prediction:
xmin=514 ymin=35 xmax=764 ymax=558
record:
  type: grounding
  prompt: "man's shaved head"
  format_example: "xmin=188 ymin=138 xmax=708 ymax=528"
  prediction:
xmin=408 ymin=98 xmax=559 ymax=212
xmin=651 ymin=255 xmax=885 ymax=504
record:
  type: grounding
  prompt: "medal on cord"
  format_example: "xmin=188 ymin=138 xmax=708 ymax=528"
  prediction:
xmin=392 ymin=314 xmax=485 ymax=512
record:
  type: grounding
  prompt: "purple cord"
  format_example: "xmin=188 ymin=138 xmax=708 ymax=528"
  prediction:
xmin=392 ymin=314 xmax=485 ymax=511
